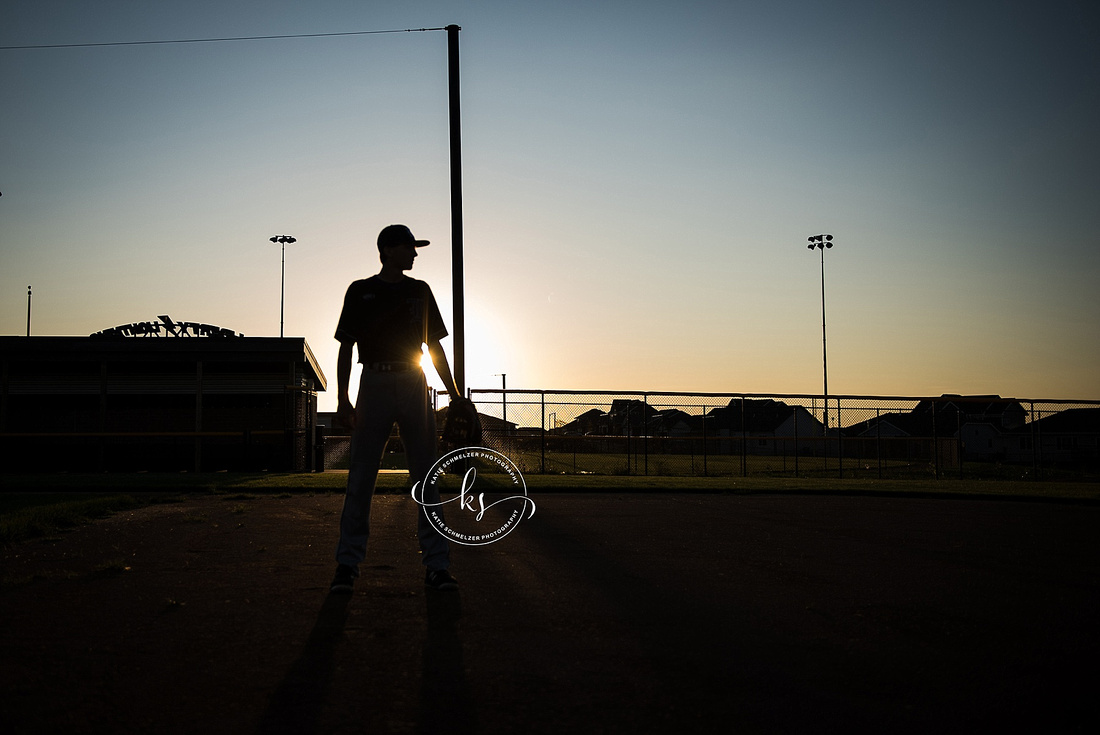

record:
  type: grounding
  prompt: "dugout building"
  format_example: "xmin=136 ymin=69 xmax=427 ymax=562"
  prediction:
xmin=0 ymin=317 xmax=327 ymax=473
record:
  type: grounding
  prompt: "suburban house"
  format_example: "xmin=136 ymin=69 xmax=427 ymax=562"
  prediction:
xmin=703 ymin=398 xmax=825 ymax=455
xmin=841 ymin=395 xmax=1045 ymax=466
xmin=1027 ymin=407 xmax=1100 ymax=466
xmin=553 ymin=398 xmax=824 ymax=454
xmin=557 ymin=400 xmax=658 ymax=436
xmin=647 ymin=408 xmax=694 ymax=437
xmin=558 ymin=407 xmax=611 ymax=436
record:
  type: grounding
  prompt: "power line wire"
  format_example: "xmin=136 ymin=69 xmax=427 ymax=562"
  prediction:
xmin=0 ymin=27 xmax=446 ymax=51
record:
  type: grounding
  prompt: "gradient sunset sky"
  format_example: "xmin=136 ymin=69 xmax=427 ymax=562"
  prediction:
xmin=2 ymin=0 xmax=1098 ymax=410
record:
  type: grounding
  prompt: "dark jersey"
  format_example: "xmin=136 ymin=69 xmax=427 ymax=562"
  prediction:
xmin=335 ymin=276 xmax=448 ymax=364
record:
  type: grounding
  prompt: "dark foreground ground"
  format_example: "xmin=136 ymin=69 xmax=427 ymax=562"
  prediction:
xmin=2 ymin=492 xmax=1098 ymax=734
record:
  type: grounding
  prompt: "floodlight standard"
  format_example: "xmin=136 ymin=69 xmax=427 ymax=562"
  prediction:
xmin=807 ymin=234 xmax=835 ymax=433
xmin=269 ymin=235 xmax=296 ymax=337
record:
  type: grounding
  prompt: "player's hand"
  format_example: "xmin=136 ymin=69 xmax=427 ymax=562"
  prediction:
xmin=442 ymin=396 xmax=482 ymax=449
xmin=336 ymin=400 xmax=356 ymax=432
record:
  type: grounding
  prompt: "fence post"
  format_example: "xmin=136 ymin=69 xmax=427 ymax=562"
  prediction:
xmin=643 ymin=393 xmax=649 ymax=476
xmin=793 ymin=405 xmax=799 ymax=477
xmin=629 ymin=404 xmax=638 ymax=473
xmin=540 ymin=391 xmax=546 ymax=474
xmin=314 ymin=425 xmax=326 ymax=472
xmin=1028 ymin=401 xmax=1035 ymax=480
xmin=740 ymin=396 xmax=748 ymax=477
xmin=932 ymin=400 xmax=939 ymax=480
xmin=836 ymin=397 xmax=843 ymax=479
xmin=957 ymin=405 xmax=964 ymax=479
xmin=1033 ymin=401 xmax=1041 ymax=481
xmin=876 ymin=407 xmax=882 ymax=479
xmin=702 ymin=404 xmax=708 ymax=477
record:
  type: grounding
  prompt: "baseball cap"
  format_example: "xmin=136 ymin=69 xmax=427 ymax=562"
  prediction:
xmin=377 ymin=224 xmax=430 ymax=251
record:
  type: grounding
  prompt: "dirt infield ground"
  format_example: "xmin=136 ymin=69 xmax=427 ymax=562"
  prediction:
xmin=2 ymin=492 xmax=1098 ymax=734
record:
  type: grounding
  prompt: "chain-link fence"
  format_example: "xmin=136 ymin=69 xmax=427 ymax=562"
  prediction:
xmin=457 ymin=391 xmax=1100 ymax=481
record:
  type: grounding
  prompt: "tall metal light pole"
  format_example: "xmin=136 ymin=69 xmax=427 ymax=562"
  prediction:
xmin=446 ymin=24 xmax=465 ymax=397
xmin=807 ymin=234 xmax=834 ymax=433
xmin=269 ymin=235 xmax=296 ymax=337
xmin=26 ymin=285 xmax=31 ymax=336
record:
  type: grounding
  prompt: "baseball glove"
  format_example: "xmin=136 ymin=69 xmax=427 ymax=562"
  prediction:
xmin=442 ymin=397 xmax=483 ymax=449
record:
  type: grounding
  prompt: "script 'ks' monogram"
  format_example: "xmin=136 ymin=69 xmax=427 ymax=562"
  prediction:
xmin=411 ymin=447 xmax=535 ymax=546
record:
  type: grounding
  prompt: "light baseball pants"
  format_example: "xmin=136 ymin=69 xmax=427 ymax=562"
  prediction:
xmin=335 ymin=369 xmax=450 ymax=571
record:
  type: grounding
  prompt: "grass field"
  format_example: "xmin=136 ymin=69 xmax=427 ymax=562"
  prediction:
xmin=329 ymin=444 xmax=1092 ymax=483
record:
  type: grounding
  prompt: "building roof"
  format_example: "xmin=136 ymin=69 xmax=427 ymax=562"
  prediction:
xmin=0 ymin=336 xmax=327 ymax=390
xmin=1031 ymin=407 xmax=1100 ymax=433
xmin=913 ymin=395 xmax=1026 ymax=419
xmin=705 ymin=398 xmax=813 ymax=433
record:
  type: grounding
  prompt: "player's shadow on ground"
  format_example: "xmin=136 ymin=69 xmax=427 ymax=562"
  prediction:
xmin=254 ymin=593 xmax=351 ymax=735
xmin=418 ymin=590 xmax=477 ymax=734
